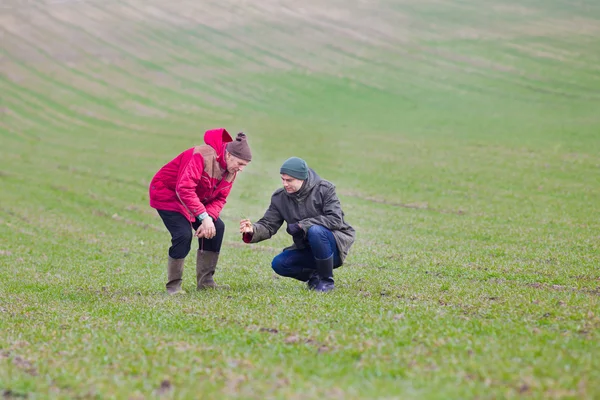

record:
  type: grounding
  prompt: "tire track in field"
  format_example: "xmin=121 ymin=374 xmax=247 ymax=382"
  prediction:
xmin=413 ymin=30 xmax=600 ymax=101
xmin=124 ymin=0 xmax=295 ymax=71
xmin=504 ymin=40 xmax=600 ymax=84
xmin=222 ymin=0 xmax=431 ymax=103
xmin=0 ymin=107 xmax=40 ymax=137
xmin=3 ymin=0 xmax=600 ymax=130
xmin=2 ymin=77 xmax=93 ymax=133
xmin=238 ymin=0 xmax=416 ymax=91
xmin=4 ymin=1 xmax=244 ymax=133
xmin=2 ymin=37 xmax=151 ymax=133
xmin=91 ymin=1 xmax=250 ymax=103
xmin=27 ymin=4 xmax=239 ymax=121
xmin=2 ymin=17 xmax=207 ymax=131
xmin=144 ymin=0 xmax=379 ymax=109
xmin=409 ymin=1 xmax=600 ymax=100
xmin=154 ymin=0 xmax=306 ymax=70
xmin=4 ymin=0 xmax=488 ymax=119
xmin=40 ymin=2 xmax=262 ymax=109
xmin=3 ymin=68 xmax=147 ymax=134
xmin=2 ymin=80 xmax=165 ymax=148
xmin=240 ymin=0 xmax=594 ymax=103
xmin=261 ymin=0 xmax=600 ymax=102
xmin=505 ymin=42 xmax=600 ymax=74
xmin=419 ymin=52 xmax=600 ymax=102
xmin=121 ymin=0 xmax=310 ymax=105
xmin=117 ymin=2 xmax=278 ymax=107
xmin=320 ymin=40 xmax=596 ymax=105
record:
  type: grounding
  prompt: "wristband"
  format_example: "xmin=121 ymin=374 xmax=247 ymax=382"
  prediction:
xmin=197 ymin=212 xmax=209 ymax=222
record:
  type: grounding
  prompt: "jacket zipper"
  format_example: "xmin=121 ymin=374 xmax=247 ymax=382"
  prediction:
xmin=176 ymin=190 xmax=195 ymax=220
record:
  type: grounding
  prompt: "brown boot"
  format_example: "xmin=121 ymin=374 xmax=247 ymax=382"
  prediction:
xmin=196 ymin=250 xmax=230 ymax=290
xmin=166 ymin=256 xmax=186 ymax=295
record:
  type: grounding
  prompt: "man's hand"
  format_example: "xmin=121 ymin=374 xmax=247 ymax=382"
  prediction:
xmin=196 ymin=217 xmax=216 ymax=239
xmin=286 ymin=223 xmax=303 ymax=236
xmin=239 ymin=219 xmax=254 ymax=234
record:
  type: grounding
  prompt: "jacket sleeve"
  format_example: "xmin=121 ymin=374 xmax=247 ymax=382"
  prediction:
xmin=299 ymin=184 xmax=344 ymax=232
xmin=175 ymin=153 xmax=206 ymax=218
xmin=246 ymin=200 xmax=284 ymax=243
xmin=205 ymin=180 xmax=233 ymax=220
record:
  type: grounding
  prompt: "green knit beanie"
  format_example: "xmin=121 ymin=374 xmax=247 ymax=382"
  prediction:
xmin=280 ymin=157 xmax=308 ymax=180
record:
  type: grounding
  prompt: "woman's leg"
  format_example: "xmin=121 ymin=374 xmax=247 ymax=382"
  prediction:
xmin=157 ymin=210 xmax=193 ymax=294
xmin=195 ymin=218 xmax=228 ymax=289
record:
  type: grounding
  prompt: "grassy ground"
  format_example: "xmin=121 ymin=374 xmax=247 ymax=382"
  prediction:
xmin=1 ymin=0 xmax=599 ymax=399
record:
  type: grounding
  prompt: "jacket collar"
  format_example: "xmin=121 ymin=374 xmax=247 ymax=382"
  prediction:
xmin=285 ymin=168 xmax=320 ymax=201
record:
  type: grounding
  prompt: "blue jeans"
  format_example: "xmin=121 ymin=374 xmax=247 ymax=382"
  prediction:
xmin=271 ymin=225 xmax=341 ymax=281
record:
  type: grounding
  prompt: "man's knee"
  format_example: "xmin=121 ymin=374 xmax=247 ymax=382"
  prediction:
xmin=307 ymin=225 xmax=328 ymax=240
xmin=271 ymin=254 xmax=285 ymax=275
xmin=307 ymin=225 xmax=332 ymax=247
xmin=307 ymin=225 xmax=335 ymax=260
xmin=271 ymin=254 xmax=297 ymax=277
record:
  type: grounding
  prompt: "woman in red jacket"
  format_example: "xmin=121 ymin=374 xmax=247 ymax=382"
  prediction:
xmin=149 ymin=129 xmax=252 ymax=294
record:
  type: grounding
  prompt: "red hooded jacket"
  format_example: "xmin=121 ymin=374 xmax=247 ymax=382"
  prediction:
xmin=149 ymin=129 xmax=236 ymax=222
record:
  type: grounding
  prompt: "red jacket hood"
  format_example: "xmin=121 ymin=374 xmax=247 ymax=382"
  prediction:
xmin=204 ymin=128 xmax=233 ymax=168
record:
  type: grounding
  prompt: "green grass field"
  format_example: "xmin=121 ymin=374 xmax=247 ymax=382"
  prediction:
xmin=1 ymin=0 xmax=599 ymax=398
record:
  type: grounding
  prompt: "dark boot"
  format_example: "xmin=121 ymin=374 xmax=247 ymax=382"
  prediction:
xmin=296 ymin=268 xmax=320 ymax=290
xmin=307 ymin=270 xmax=320 ymax=290
xmin=314 ymin=256 xmax=334 ymax=292
xmin=166 ymin=256 xmax=186 ymax=295
xmin=196 ymin=250 xmax=230 ymax=290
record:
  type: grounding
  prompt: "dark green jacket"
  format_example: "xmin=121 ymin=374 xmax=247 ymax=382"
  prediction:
xmin=248 ymin=169 xmax=355 ymax=264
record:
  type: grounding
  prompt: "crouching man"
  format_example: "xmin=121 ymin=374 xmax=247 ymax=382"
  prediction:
xmin=149 ymin=129 xmax=252 ymax=294
xmin=240 ymin=157 xmax=355 ymax=292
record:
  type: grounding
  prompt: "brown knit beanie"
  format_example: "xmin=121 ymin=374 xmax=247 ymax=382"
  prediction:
xmin=226 ymin=132 xmax=252 ymax=162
